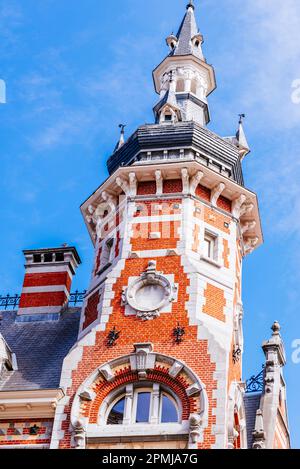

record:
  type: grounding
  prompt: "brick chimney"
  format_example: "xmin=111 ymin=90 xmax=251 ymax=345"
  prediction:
xmin=18 ymin=246 xmax=81 ymax=318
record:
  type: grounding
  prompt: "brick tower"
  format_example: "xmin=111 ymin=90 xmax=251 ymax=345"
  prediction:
xmin=45 ymin=2 xmax=289 ymax=450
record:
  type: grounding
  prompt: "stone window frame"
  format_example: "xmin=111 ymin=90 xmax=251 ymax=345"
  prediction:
xmin=200 ymin=227 xmax=223 ymax=268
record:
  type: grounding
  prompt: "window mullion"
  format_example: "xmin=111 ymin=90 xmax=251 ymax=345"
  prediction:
xmin=150 ymin=383 xmax=160 ymax=424
xmin=123 ymin=384 xmax=134 ymax=425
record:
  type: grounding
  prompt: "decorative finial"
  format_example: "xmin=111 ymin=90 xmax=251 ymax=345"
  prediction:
xmin=238 ymin=113 xmax=246 ymax=125
xmin=119 ymin=123 xmax=126 ymax=134
xmin=271 ymin=321 xmax=281 ymax=335
xmin=114 ymin=124 xmax=126 ymax=152
xmin=187 ymin=0 xmax=195 ymax=10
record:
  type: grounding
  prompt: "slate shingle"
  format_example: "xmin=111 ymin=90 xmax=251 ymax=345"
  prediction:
xmin=0 ymin=308 xmax=80 ymax=391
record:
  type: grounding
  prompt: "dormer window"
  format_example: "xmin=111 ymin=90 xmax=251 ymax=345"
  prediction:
xmin=164 ymin=114 xmax=172 ymax=122
xmin=195 ymin=40 xmax=200 ymax=48
xmin=166 ymin=34 xmax=178 ymax=52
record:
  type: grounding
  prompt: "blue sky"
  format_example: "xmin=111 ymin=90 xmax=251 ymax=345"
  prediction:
xmin=1 ymin=0 xmax=300 ymax=447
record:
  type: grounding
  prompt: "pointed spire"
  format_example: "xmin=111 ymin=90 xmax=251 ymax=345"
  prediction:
xmin=168 ymin=0 xmax=204 ymax=60
xmin=114 ymin=124 xmax=126 ymax=152
xmin=236 ymin=114 xmax=250 ymax=159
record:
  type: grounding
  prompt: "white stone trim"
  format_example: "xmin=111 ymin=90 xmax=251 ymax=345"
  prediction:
xmin=21 ymin=285 xmax=69 ymax=295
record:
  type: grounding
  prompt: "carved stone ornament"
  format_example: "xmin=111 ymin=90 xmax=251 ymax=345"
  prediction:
xmin=122 ymin=260 xmax=177 ymax=321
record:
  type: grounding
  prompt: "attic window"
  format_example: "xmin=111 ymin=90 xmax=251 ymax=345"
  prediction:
xmin=195 ymin=40 xmax=200 ymax=47
xmin=55 ymin=252 xmax=64 ymax=262
xmin=170 ymin=42 xmax=175 ymax=50
xmin=164 ymin=114 xmax=172 ymax=122
xmin=33 ymin=254 xmax=42 ymax=263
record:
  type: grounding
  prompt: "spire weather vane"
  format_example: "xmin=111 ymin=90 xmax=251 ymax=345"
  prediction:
xmin=239 ymin=113 xmax=246 ymax=124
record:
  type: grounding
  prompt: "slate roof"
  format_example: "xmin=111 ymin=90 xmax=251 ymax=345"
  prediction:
xmin=244 ymin=393 xmax=262 ymax=449
xmin=170 ymin=2 xmax=204 ymax=60
xmin=107 ymin=121 xmax=244 ymax=186
xmin=0 ymin=308 xmax=80 ymax=391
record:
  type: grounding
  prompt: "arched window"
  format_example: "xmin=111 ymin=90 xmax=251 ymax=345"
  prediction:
xmin=105 ymin=383 xmax=180 ymax=426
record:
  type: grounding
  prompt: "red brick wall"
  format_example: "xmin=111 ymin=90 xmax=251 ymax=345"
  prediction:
xmin=131 ymin=221 xmax=181 ymax=251
xmin=58 ymin=256 xmax=218 ymax=449
xmin=82 ymin=291 xmax=100 ymax=330
xmin=137 ymin=181 xmax=156 ymax=195
xmin=0 ymin=419 xmax=53 ymax=447
xmin=196 ymin=184 xmax=211 ymax=201
xmin=23 ymin=272 xmax=71 ymax=290
xmin=203 ymin=284 xmax=226 ymax=323
xmin=19 ymin=291 xmax=67 ymax=308
xmin=217 ymin=196 xmax=232 ymax=213
xmin=163 ymin=179 xmax=183 ymax=194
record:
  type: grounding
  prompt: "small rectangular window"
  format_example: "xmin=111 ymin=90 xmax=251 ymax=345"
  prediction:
xmin=204 ymin=232 xmax=217 ymax=260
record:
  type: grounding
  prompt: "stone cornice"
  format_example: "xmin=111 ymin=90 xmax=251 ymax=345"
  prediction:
xmin=0 ymin=388 xmax=65 ymax=419
xmin=81 ymin=160 xmax=263 ymax=255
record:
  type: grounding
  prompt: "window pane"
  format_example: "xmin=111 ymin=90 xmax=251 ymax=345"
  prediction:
xmin=136 ymin=392 xmax=151 ymax=423
xmin=161 ymin=395 xmax=178 ymax=423
xmin=107 ymin=397 xmax=125 ymax=425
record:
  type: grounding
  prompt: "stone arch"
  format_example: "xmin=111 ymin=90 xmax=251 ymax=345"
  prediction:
xmin=70 ymin=345 xmax=209 ymax=449
xmin=227 ymin=382 xmax=247 ymax=449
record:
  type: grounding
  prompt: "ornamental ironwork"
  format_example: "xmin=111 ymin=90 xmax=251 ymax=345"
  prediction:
xmin=245 ymin=368 xmax=265 ymax=394
xmin=173 ymin=323 xmax=185 ymax=344
xmin=0 ymin=294 xmax=20 ymax=310
xmin=232 ymin=346 xmax=242 ymax=364
xmin=107 ymin=327 xmax=121 ymax=347
xmin=69 ymin=290 xmax=87 ymax=306
xmin=0 ymin=291 xmax=87 ymax=311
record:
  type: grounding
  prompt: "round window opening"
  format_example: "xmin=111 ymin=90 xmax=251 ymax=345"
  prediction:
xmin=123 ymin=261 xmax=177 ymax=320
xmin=135 ymin=283 xmax=167 ymax=311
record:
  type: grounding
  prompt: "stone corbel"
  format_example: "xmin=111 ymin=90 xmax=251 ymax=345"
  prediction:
xmin=181 ymin=168 xmax=190 ymax=195
xmin=190 ymin=171 xmax=204 ymax=196
xmin=101 ymin=191 xmax=117 ymax=210
xmin=240 ymin=202 xmax=254 ymax=217
xmin=232 ymin=194 xmax=246 ymax=218
xmin=85 ymin=204 xmax=96 ymax=225
xmin=241 ymin=220 xmax=256 ymax=235
xmin=72 ymin=419 xmax=86 ymax=450
xmin=210 ymin=182 xmax=226 ymax=207
xmin=129 ymin=172 xmax=137 ymax=196
xmin=244 ymin=237 xmax=259 ymax=254
xmin=155 ymin=170 xmax=163 ymax=195
xmin=189 ymin=414 xmax=203 ymax=447
xmin=116 ymin=177 xmax=130 ymax=196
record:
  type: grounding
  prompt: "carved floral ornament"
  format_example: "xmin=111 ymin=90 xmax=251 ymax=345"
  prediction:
xmin=122 ymin=260 xmax=178 ymax=320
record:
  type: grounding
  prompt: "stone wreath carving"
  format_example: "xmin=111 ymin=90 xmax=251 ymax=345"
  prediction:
xmin=122 ymin=260 xmax=177 ymax=321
